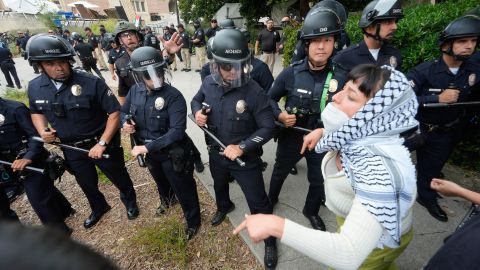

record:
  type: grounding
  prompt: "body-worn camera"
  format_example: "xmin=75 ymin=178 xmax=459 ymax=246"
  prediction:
xmin=52 ymin=103 xmax=66 ymax=118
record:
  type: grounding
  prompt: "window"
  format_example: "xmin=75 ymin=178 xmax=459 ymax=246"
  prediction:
xmin=132 ymin=0 xmax=146 ymax=12
xmin=140 ymin=1 xmax=145 ymax=12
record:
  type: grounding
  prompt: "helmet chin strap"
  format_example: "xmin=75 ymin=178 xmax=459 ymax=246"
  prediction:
xmin=362 ymin=24 xmax=386 ymax=44
xmin=40 ymin=62 xmax=72 ymax=83
xmin=441 ymin=42 xmax=472 ymax=62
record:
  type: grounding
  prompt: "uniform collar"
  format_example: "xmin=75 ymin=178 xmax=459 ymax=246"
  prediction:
xmin=298 ymin=57 xmax=334 ymax=72
xmin=358 ymin=40 xmax=390 ymax=56
xmin=434 ymin=56 xmax=471 ymax=75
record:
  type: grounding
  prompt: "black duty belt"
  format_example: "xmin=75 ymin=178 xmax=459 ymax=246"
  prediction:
xmin=63 ymin=136 xmax=100 ymax=148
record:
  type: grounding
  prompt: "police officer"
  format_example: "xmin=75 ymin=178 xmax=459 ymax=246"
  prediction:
xmin=205 ymin=18 xmax=220 ymax=39
xmin=178 ymin=24 xmax=191 ymax=72
xmin=108 ymin=40 xmax=124 ymax=81
xmin=191 ymin=20 xmax=206 ymax=72
xmin=291 ymin=0 xmax=350 ymax=63
xmin=201 ymin=29 xmax=274 ymax=92
xmin=407 ymin=15 xmax=480 ymax=222
xmin=267 ymin=8 xmax=347 ymax=231
xmin=121 ymin=46 xmax=201 ymax=240
xmin=72 ymin=33 xmax=105 ymax=80
xmin=26 ymin=34 xmax=139 ymax=229
xmin=191 ymin=28 xmax=278 ymax=269
xmin=143 ymin=26 xmax=160 ymax=50
xmin=0 ymin=97 xmax=74 ymax=232
xmin=333 ymin=0 xmax=403 ymax=72
xmin=113 ymin=21 xmax=180 ymax=105
xmin=16 ymin=31 xmax=40 ymax=74
xmin=113 ymin=21 xmax=205 ymax=173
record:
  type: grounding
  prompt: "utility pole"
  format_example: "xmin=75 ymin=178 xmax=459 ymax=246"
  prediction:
xmin=175 ymin=0 xmax=180 ymax=25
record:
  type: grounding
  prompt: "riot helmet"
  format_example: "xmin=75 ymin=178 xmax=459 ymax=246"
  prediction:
xmin=130 ymin=46 xmax=168 ymax=91
xmin=219 ymin=19 xmax=236 ymax=29
xmin=113 ymin=20 xmax=144 ymax=46
xmin=359 ymin=0 xmax=403 ymax=28
xmin=26 ymin=34 xmax=76 ymax=65
xmin=300 ymin=8 xmax=341 ymax=40
xmin=210 ymin=29 xmax=251 ymax=88
xmin=72 ymin=32 xmax=84 ymax=42
xmin=308 ymin=0 xmax=348 ymax=29
xmin=439 ymin=15 xmax=480 ymax=60
xmin=193 ymin=20 xmax=201 ymax=29
xmin=206 ymin=37 xmax=214 ymax=60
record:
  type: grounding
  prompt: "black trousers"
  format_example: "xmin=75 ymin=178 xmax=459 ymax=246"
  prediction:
xmin=63 ymin=146 xmax=137 ymax=213
xmin=209 ymin=150 xmax=275 ymax=246
xmin=0 ymin=183 xmax=16 ymax=220
xmin=0 ymin=62 xmax=21 ymax=88
xmin=145 ymin=153 xmax=201 ymax=228
xmin=269 ymin=130 xmax=326 ymax=216
xmin=416 ymin=125 xmax=461 ymax=203
xmin=80 ymin=58 xmax=104 ymax=80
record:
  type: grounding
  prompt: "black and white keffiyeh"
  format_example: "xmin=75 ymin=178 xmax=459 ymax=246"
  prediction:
xmin=315 ymin=66 xmax=418 ymax=247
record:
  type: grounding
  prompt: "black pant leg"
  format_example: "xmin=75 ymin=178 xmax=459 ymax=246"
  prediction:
xmin=6 ymin=63 xmax=20 ymax=87
xmin=160 ymin=158 xmax=201 ymax=227
xmin=0 ymin=63 xmax=13 ymax=86
xmin=145 ymin=155 xmax=176 ymax=203
xmin=209 ymin=152 xmax=233 ymax=212
xmin=416 ymin=129 xmax=457 ymax=203
xmin=268 ymin=133 xmax=303 ymax=202
xmin=230 ymin=157 xmax=275 ymax=247
xmin=303 ymin=150 xmax=326 ymax=215
xmin=95 ymin=147 xmax=137 ymax=209
xmin=63 ymin=149 xmax=108 ymax=213
xmin=0 ymin=184 xmax=14 ymax=219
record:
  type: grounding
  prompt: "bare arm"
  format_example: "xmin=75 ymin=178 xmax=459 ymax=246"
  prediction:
xmin=431 ymin=178 xmax=480 ymax=205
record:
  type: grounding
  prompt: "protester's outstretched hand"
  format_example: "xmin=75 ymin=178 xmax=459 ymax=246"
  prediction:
xmin=301 ymin=128 xmax=324 ymax=154
xmin=163 ymin=32 xmax=183 ymax=55
xmin=233 ymin=214 xmax=285 ymax=243
xmin=431 ymin=178 xmax=464 ymax=197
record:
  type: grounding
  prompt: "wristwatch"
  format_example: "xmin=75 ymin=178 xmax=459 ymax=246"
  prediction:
xmin=98 ymin=140 xmax=108 ymax=147
xmin=238 ymin=141 xmax=247 ymax=151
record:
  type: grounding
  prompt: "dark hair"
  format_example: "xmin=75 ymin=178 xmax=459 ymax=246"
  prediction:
xmin=84 ymin=27 xmax=91 ymax=31
xmin=177 ymin=24 xmax=184 ymax=28
xmin=347 ymin=64 xmax=391 ymax=98
xmin=0 ymin=222 xmax=119 ymax=270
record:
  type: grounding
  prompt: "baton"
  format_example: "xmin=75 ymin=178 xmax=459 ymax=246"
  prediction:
xmin=423 ymin=101 xmax=480 ymax=108
xmin=188 ymin=113 xmax=245 ymax=167
xmin=0 ymin=160 xmax=44 ymax=174
xmin=32 ymin=136 xmax=110 ymax=159
xmin=275 ymin=121 xmax=313 ymax=133
xmin=125 ymin=115 xmax=146 ymax=167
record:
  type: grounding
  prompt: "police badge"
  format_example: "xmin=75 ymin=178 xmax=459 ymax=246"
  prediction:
xmin=389 ymin=56 xmax=397 ymax=69
xmin=236 ymin=100 xmax=246 ymax=114
xmin=155 ymin=97 xmax=165 ymax=110
xmin=469 ymin=73 xmax=476 ymax=87
xmin=0 ymin=114 xmax=4 ymax=126
xmin=329 ymin=79 xmax=338 ymax=93
xmin=71 ymin=84 xmax=82 ymax=96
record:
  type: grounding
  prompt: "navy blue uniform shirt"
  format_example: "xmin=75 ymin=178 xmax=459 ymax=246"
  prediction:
xmin=268 ymin=58 xmax=347 ymax=129
xmin=407 ymin=56 xmax=480 ymax=125
xmin=191 ymin=77 xmax=275 ymax=153
xmin=121 ymin=83 xmax=187 ymax=153
xmin=0 ymin=47 xmax=13 ymax=63
xmin=28 ymin=71 xmax=119 ymax=142
xmin=200 ymin=56 xmax=274 ymax=91
xmin=333 ymin=40 xmax=402 ymax=72
xmin=108 ymin=46 xmax=125 ymax=65
xmin=192 ymin=28 xmax=206 ymax=47
xmin=179 ymin=31 xmax=191 ymax=49
xmin=0 ymin=98 xmax=43 ymax=160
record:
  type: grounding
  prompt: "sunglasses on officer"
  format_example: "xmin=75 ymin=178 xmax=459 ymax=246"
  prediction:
xmin=219 ymin=63 xmax=234 ymax=71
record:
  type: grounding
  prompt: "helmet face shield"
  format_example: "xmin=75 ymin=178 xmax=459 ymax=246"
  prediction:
xmin=133 ymin=64 xmax=165 ymax=90
xmin=210 ymin=57 xmax=251 ymax=88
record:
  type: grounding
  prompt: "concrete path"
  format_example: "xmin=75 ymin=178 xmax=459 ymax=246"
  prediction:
xmin=3 ymin=54 xmax=479 ymax=270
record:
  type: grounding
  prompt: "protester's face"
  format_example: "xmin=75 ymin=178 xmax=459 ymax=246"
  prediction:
xmin=307 ymin=35 xmax=334 ymax=67
xmin=331 ymin=80 xmax=370 ymax=118
xmin=119 ymin=31 xmax=140 ymax=51
xmin=40 ymin=59 xmax=71 ymax=80
xmin=48 ymin=30 xmax=54 ymax=35
xmin=451 ymin=37 xmax=477 ymax=57
xmin=266 ymin=20 xmax=274 ymax=30
xmin=85 ymin=29 xmax=92 ymax=36
xmin=211 ymin=21 xmax=217 ymax=27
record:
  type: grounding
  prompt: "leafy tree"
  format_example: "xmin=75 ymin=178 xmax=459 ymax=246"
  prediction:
xmin=178 ymin=0 xmax=227 ymax=25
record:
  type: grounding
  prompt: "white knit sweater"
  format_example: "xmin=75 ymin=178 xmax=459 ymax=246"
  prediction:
xmin=281 ymin=151 xmax=413 ymax=270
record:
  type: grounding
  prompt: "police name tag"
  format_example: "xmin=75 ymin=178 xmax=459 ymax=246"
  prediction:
xmin=428 ymin=88 xmax=442 ymax=93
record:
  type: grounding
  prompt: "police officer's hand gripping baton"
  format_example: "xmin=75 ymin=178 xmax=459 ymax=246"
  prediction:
xmin=32 ymin=136 xmax=110 ymax=159
xmin=125 ymin=115 xmax=146 ymax=167
xmin=0 ymin=160 xmax=44 ymax=174
xmin=188 ymin=113 xmax=245 ymax=167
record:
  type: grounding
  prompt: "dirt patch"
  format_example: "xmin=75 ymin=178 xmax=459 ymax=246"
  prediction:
xmin=11 ymin=141 xmax=261 ymax=270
